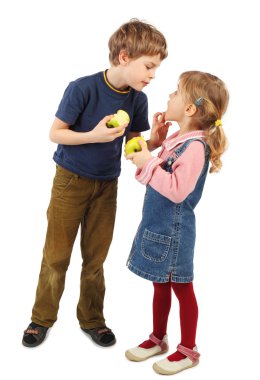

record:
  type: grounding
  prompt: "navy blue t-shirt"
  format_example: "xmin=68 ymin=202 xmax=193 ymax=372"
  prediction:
xmin=54 ymin=71 xmax=150 ymax=180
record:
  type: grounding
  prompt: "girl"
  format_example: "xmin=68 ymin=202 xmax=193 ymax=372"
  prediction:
xmin=125 ymin=71 xmax=229 ymax=375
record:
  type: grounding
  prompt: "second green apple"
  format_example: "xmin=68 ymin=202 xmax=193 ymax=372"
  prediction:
xmin=125 ymin=136 xmax=147 ymax=155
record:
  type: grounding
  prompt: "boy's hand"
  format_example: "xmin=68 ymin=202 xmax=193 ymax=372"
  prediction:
xmin=126 ymin=139 xmax=152 ymax=169
xmin=148 ymin=112 xmax=172 ymax=150
xmin=90 ymin=115 xmax=128 ymax=143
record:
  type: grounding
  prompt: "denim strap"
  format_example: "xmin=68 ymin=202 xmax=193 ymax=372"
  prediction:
xmin=163 ymin=138 xmax=210 ymax=174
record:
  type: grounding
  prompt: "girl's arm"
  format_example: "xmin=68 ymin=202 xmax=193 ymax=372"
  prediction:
xmin=146 ymin=112 xmax=172 ymax=151
xmin=136 ymin=141 xmax=205 ymax=203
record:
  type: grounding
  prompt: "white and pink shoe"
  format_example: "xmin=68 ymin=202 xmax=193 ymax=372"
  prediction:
xmin=125 ymin=333 xmax=169 ymax=362
xmin=153 ymin=344 xmax=200 ymax=375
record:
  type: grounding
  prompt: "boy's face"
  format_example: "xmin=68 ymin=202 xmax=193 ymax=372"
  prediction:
xmin=123 ymin=54 xmax=161 ymax=91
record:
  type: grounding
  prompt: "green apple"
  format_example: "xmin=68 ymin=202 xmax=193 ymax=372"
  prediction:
xmin=106 ymin=109 xmax=130 ymax=128
xmin=124 ymin=136 xmax=147 ymax=155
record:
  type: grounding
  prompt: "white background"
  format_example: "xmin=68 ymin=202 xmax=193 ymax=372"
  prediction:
xmin=1 ymin=0 xmax=259 ymax=379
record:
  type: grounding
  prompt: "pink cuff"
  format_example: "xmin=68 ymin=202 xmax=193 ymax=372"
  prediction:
xmin=177 ymin=344 xmax=200 ymax=362
xmin=149 ymin=333 xmax=168 ymax=352
xmin=135 ymin=157 xmax=163 ymax=185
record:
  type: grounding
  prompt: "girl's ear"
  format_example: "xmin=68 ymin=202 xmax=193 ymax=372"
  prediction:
xmin=118 ymin=50 xmax=130 ymax=66
xmin=185 ymin=103 xmax=197 ymax=117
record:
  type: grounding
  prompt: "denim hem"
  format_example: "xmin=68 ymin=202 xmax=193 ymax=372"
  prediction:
xmin=127 ymin=262 xmax=170 ymax=283
xmin=170 ymin=274 xmax=194 ymax=283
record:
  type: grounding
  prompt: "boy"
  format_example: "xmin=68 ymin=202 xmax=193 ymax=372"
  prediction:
xmin=22 ymin=19 xmax=167 ymax=348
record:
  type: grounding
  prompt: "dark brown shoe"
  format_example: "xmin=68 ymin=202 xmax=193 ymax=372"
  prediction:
xmin=81 ymin=326 xmax=116 ymax=347
xmin=22 ymin=324 xmax=49 ymax=348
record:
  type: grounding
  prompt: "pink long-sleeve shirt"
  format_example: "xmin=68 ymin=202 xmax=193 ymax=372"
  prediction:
xmin=136 ymin=130 xmax=206 ymax=203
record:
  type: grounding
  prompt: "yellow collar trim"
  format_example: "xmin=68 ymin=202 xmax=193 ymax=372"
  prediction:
xmin=103 ymin=71 xmax=130 ymax=94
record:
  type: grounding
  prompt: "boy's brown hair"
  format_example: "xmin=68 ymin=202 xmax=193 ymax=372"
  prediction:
xmin=108 ymin=19 xmax=168 ymax=65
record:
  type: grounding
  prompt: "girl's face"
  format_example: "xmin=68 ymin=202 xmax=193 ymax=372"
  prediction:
xmin=165 ymin=85 xmax=187 ymax=122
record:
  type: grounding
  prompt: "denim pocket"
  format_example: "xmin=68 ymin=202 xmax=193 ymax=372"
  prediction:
xmin=141 ymin=229 xmax=171 ymax=263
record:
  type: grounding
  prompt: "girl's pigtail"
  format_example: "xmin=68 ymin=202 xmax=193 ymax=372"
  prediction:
xmin=205 ymin=120 xmax=228 ymax=173
xmin=179 ymin=71 xmax=229 ymax=173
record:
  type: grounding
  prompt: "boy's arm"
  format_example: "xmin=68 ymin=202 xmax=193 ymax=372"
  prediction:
xmin=126 ymin=131 xmax=141 ymax=142
xmin=49 ymin=117 xmax=128 ymax=145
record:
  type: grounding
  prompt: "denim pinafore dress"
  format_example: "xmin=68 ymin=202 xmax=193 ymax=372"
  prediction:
xmin=127 ymin=138 xmax=210 ymax=283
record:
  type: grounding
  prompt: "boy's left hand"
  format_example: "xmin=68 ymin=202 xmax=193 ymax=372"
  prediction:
xmin=126 ymin=139 xmax=152 ymax=169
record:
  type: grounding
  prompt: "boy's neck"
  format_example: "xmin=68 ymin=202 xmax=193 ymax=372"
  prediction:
xmin=106 ymin=67 xmax=130 ymax=92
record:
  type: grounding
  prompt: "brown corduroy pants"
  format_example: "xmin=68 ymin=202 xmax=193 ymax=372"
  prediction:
xmin=31 ymin=165 xmax=118 ymax=329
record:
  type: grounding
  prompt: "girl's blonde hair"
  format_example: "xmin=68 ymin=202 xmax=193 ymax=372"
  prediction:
xmin=108 ymin=19 xmax=168 ymax=65
xmin=179 ymin=71 xmax=229 ymax=173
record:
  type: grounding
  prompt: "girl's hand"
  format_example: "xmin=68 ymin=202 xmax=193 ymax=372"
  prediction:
xmin=148 ymin=112 xmax=172 ymax=150
xmin=126 ymin=139 xmax=152 ymax=169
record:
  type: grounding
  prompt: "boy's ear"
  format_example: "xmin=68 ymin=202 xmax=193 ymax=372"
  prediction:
xmin=118 ymin=50 xmax=130 ymax=66
xmin=185 ymin=103 xmax=197 ymax=117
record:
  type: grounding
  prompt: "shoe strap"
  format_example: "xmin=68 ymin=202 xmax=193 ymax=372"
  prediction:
xmin=177 ymin=344 xmax=200 ymax=363
xmin=149 ymin=333 xmax=168 ymax=351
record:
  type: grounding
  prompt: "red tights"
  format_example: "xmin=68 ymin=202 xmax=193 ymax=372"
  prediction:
xmin=139 ymin=281 xmax=198 ymax=362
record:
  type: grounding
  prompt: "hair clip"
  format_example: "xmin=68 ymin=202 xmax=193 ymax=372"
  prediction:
xmin=215 ymin=119 xmax=222 ymax=127
xmin=194 ymin=97 xmax=204 ymax=107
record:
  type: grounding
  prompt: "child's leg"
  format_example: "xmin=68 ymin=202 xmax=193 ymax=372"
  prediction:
xmin=23 ymin=167 xmax=88 ymax=347
xmin=139 ymin=281 xmax=172 ymax=348
xmin=77 ymin=179 xmax=118 ymax=330
xmin=167 ymin=282 xmax=198 ymax=362
xmin=31 ymin=167 xmax=87 ymax=328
